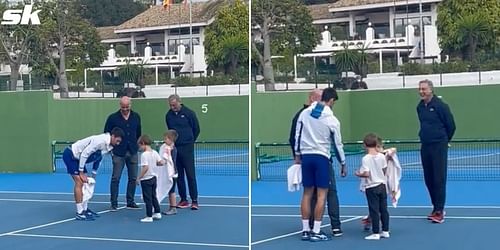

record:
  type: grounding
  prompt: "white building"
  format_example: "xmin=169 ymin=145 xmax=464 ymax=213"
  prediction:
xmin=94 ymin=0 xmax=225 ymax=84
xmin=302 ymin=0 xmax=442 ymax=73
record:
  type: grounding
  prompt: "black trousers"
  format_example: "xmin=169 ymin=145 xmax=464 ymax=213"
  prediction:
xmin=421 ymin=141 xmax=448 ymax=212
xmin=366 ymin=184 xmax=389 ymax=234
xmin=309 ymin=164 xmax=341 ymax=230
xmin=140 ymin=176 xmax=160 ymax=217
xmin=176 ymin=144 xmax=198 ymax=202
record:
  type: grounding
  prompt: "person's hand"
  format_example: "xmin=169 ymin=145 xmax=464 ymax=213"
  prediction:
xmin=79 ymin=172 xmax=88 ymax=183
xmin=354 ymin=170 xmax=361 ymax=177
xmin=136 ymin=179 xmax=141 ymax=186
xmin=294 ymin=155 xmax=301 ymax=164
xmin=340 ymin=164 xmax=347 ymax=177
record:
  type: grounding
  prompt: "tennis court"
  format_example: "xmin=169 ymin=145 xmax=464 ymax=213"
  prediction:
xmin=0 ymin=142 xmax=249 ymax=250
xmin=252 ymin=140 xmax=500 ymax=250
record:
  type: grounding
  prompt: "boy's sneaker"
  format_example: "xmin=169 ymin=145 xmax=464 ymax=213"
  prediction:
xmin=427 ymin=211 xmax=436 ymax=220
xmin=431 ymin=211 xmax=445 ymax=224
xmin=152 ymin=213 xmax=162 ymax=220
xmin=309 ymin=231 xmax=330 ymax=242
xmin=380 ymin=231 xmax=390 ymax=238
xmin=191 ymin=201 xmax=199 ymax=210
xmin=365 ymin=233 xmax=380 ymax=240
xmin=75 ymin=212 xmax=94 ymax=221
xmin=162 ymin=207 xmax=177 ymax=215
xmin=126 ymin=202 xmax=141 ymax=209
xmin=140 ymin=217 xmax=153 ymax=223
xmin=361 ymin=216 xmax=371 ymax=231
xmin=86 ymin=208 xmax=100 ymax=218
xmin=332 ymin=228 xmax=343 ymax=237
xmin=301 ymin=231 xmax=311 ymax=241
xmin=176 ymin=200 xmax=190 ymax=209
xmin=110 ymin=205 xmax=118 ymax=212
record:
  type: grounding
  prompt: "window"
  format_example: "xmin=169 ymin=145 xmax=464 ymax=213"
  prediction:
xmin=394 ymin=16 xmax=431 ymax=37
xmin=167 ymin=38 xmax=201 ymax=55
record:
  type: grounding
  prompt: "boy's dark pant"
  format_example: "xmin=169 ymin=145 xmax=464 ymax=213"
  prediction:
xmin=420 ymin=142 xmax=448 ymax=212
xmin=140 ymin=176 xmax=160 ymax=217
xmin=365 ymin=184 xmax=389 ymax=234
xmin=309 ymin=164 xmax=341 ymax=230
xmin=176 ymin=144 xmax=198 ymax=202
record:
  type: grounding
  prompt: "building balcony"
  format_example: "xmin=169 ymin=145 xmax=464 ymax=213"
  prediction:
xmin=314 ymin=36 xmax=417 ymax=53
xmin=100 ymin=54 xmax=184 ymax=67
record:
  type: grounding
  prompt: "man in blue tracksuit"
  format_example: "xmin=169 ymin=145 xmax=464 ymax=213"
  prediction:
xmin=417 ymin=79 xmax=456 ymax=224
xmin=166 ymin=94 xmax=201 ymax=210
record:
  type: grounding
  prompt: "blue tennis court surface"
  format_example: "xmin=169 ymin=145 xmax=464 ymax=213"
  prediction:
xmin=0 ymin=171 xmax=249 ymax=249
xmin=251 ymin=180 xmax=500 ymax=250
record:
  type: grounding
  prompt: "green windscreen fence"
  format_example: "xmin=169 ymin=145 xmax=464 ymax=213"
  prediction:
xmin=53 ymin=140 xmax=248 ymax=176
xmin=255 ymin=139 xmax=500 ymax=181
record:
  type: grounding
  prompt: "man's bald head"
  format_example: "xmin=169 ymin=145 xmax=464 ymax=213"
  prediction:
xmin=307 ymin=89 xmax=322 ymax=105
xmin=119 ymin=96 xmax=131 ymax=116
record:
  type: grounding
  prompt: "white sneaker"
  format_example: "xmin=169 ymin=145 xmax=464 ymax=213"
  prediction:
xmin=365 ymin=233 xmax=380 ymax=240
xmin=152 ymin=213 xmax=162 ymax=220
xmin=140 ymin=217 xmax=153 ymax=223
xmin=380 ymin=231 xmax=390 ymax=238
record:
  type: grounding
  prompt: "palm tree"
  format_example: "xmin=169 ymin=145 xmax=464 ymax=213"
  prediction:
xmin=221 ymin=35 xmax=248 ymax=75
xmin=456 ymin=14 xmax=493 ymax=61
xmin=334 ymin=44 xmax=368 ymax=78
xmin=118 ymin=59 xmax=138 ymax=88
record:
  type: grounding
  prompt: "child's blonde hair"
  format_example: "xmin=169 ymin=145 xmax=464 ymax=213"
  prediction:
xmin=163 ymin=130 xmax=178 ymax=142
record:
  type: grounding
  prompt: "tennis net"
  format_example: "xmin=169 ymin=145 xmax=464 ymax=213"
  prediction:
xmin=255 ymin=139 xmax=500 ymax=181
xmin=53 ymin=140 xmax=248 ymax=176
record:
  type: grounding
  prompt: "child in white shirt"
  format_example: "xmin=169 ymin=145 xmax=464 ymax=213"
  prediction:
xmin=137 ymin=134 xmax=164 ymax=222
xmin=355 ymin=133 xmax=390 ymax=240
xmin=159 ymin=130 xmax=179 ymax=215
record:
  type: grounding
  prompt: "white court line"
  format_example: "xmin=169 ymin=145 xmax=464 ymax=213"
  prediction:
xmin=8 ymin=233 xmax=247 ymax=249
xmin=0 ymin=207 xmax=125 ymax=237
xmin=0 ymin=191 xmax=247 ymax=199
xmin=252 ymin=214 xmax=500 ymax=220
xmin=252 ymin=204 xmax=500 ymax=209
xmin=0 ymin=198 xmax=248 ymax=208
xmin=251 ymin=216 xmax=363 ymax=246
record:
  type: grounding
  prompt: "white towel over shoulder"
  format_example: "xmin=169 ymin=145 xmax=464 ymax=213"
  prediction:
xmin=287 ymin=164 xmax=302 ymax=192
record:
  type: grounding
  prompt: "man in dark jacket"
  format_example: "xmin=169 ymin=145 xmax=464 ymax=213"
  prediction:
xmin=166 ymin=94 xmax=200 ymax=210
xmin=104 ymin=96 xmax=142 ymax=211
xmin=289 ymin=89 xmax=345 ymax=238
xmin=417 ymin=79 xmax=456 ymax=224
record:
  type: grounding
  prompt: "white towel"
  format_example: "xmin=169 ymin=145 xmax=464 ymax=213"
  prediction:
xmin=385 ymin=151 xmax=402 ymax=208
xmin=155 ymin=150 xmax=175 ymax=203
xmin=287 ymin=164 xmax=302 ymax=192
xmin=82 ymin=177 xmax=96 ymax=202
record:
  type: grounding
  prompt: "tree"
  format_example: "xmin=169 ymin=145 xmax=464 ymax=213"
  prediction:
xmin=456 ymin=14 xmax=493 ymax=61
xmin=252 ymin=0 xmax=319 ymax=90
xmin=204 ymin=0 xmax=248 ymax=75
xmin=31 ymin=0 xmax=106 ymax=98
xmin=334 ymin=44 xmax=368 ymax=79
xmin=77 ymin=0 xmax=147 ymax=27
xmin=0 ymin=2 xmax=38 ymax=91
xmin=437 ymin=0 xmax=499 ymax=60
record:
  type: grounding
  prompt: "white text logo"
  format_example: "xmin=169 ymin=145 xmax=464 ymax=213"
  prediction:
xmin=1 ymin=5 xmax=41 ymax=25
